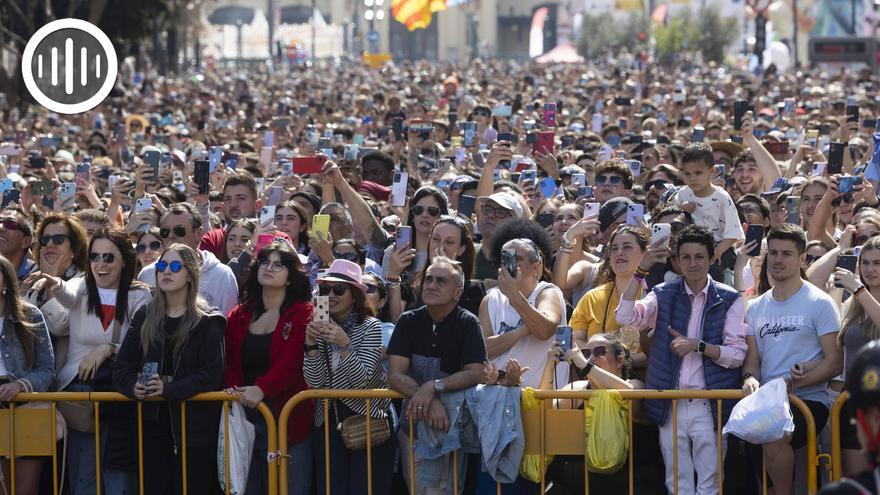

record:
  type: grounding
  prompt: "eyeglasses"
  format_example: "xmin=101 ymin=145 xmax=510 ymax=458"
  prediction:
xmin=89 ymin=252 xmax=116 ymax=263
xmin=739 ymin=204 xmax=762 ymax=216
xmin=480 ymin=204 xmax=513 ymax=219
xmin=333 ymin=251 xmax=359 ymax=263
xmin=595 ymin=175 xmax=624 ymax=186
xmin=0 ymin=218 xmax=28 ymax=235
xmin=412 ymin=205 xmax=441 ymax=217
xmin=365 ymin=283 xmax=379 ymax=294
xmin=156 ymin=260 xmax=184 ymax=273
xmin=319 ymin=284 xmax=349 ymax=296
xmin=258 ymin=259 xmax=287 ymax=273
xmin=587 ymin=345 xmax=607 ymax=358
xmin=39 ymin=234 xmax=69 ymax=247
xmin=136 ymin=240 xmax=162 ymax=253
xmin=159 ymin=226 xmax=187 ymax=239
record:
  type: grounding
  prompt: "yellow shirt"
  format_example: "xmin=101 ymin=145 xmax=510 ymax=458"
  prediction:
xmin=569 ymin=282 xmax=622 ymax=338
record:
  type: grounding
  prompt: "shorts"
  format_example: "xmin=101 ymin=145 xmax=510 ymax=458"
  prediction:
xmin=791 ymin=399 xmax=829 ymax=451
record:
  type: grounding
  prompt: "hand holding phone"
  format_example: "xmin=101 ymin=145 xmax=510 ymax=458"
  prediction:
xmin=139 ymin=362 xmax=159 ymax=386
xmin=555 ymin=326 xmax=573 ymax=353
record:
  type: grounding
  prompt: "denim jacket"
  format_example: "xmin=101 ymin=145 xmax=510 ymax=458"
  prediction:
xmin=414 ymin=386 xmax=524 ymax=491
xmin=0 ymin=306 xmax=55 ymax=393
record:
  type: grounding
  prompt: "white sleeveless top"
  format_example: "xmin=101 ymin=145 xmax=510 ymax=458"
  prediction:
xmin=486 ymin=281 xmax=569 ymax=388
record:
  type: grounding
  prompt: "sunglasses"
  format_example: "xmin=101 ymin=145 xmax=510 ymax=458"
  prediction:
xmin=480 ymin=204 xmax=513 ymax=219
xmin=156 ymin=260 xmax=184 ymax=273
xmin=587 ymin=345 xmax=607 ymax=358
xmin=412 ymin=205 xmax=441 ymax=217
xmin=39 ymin=234 xmax=69 ymax=247
xmin=159 ymin=226 xmax=187 ymax=239
xmin=0 ymin=218 xmax=28 ymax=235
xmin=805 ymin=254 xmax=821 ymax=264
xmin=333 ymin=251 xmax=359 ymax=263
xmin=670 ymin=221 xmax=688 ymax=234
xmin=319 ymin=284 xmax=349 ymax=296
xmin=595 ymin=175 xmax=624 ymax=186
xmin=136 ymin=240 xmax=162 ymax=253
xmin=365 ymin=283 xmax=379 ymax=294
xmin=472 ymin=110 xmax=490 ymax=117
xmin=89 ymin=252 xmax=116 ymax=263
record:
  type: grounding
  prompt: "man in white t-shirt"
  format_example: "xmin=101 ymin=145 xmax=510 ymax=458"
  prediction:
xmin=742 ymin=224 xmax=843 ymax=495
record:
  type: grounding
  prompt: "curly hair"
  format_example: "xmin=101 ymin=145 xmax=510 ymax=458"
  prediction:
xmin=489 ymin=218 xmax=554 ymax=282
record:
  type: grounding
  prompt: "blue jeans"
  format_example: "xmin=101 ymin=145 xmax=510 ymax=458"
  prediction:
xmin=245 ymin=408 xmax=313 ymax=495
xmin=64 ymin=381 xmax=96 ymax=495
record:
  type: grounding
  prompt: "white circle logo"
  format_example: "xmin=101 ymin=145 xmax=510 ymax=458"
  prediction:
xmin=21 ymin=18 xmax=118 ymax=115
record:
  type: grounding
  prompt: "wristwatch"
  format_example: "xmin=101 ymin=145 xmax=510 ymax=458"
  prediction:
xmin=433 ymin=378 xmax=446 ymax=394
xmin=697 ymin=340 xmax=707 ymax=354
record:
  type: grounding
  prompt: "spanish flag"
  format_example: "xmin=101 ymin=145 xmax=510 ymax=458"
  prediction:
xmin=392 ymin=0 xmax=447 ymax=31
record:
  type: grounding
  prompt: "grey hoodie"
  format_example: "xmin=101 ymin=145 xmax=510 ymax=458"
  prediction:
xmin=138 ymin=250 xmax=238 ymax=316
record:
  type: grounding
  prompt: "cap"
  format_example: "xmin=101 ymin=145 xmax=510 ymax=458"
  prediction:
xmin=52 ymin=149 xmax=75 ymax=164
xmin=845 ymin=340 xmax=880 ymax=411
xmin=478 ymin=192 xmax=524 ymax=218
xmin=290 ymin=191 xmax=321 ymax=215
xmin=762 ymin=177 xmax=791 ymax=196
xmin=599 ymin=197 xmax=633 ymax=232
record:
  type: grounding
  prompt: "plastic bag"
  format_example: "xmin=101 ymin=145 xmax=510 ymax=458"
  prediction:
xmin=723 ymin=377 xmax=795 ymax=444
xmin=584 ymin=390 xmax=629 ymax=474
xmin=218 ymin=401 xmax=256 ymax=495
xmin=519 ymin=387 xmax=553 ymax=483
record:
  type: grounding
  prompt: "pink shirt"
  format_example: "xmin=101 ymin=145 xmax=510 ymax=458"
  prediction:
xmin=615 ymin=276 xmax=748 ymax=390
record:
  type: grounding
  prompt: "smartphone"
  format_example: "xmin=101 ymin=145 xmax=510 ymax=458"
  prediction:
xmin=591 ymin=113 xmax=603 ymax=133
xmin=733 ymin=100 xmax=749 ymax=130
xmin=143 ymin=150 xmax=160 ymax=179
xmin=786 ymin=196 xmax=801 ymax=225
xmin=312 ymin=214 xmax=330 ymax=239
xmin=281 ymin=161 xmax=293 ymax=177
xmin=501 ymin=249 xmax=518 ymax=278
xmin=536 ymin=212 xmax=555 ymax=228
xmin=539 ymin=176 xmax=557 ymax=198
xmin=344 ymin=144 xmax=359 ymax=161
xmin=555 ymin=325 xmax=573 ymax=352
xmin=626 ymin=160 xmax=642 ymax=178
xmin=259 ymin=146 xmax=273 ymax=168
xmin=847 ymin=104 xmax=860 ymax=123
xmin=190 ymin=160 xmax=208 ymax=195
xmin=292 ymin=156 xmax=325 ymax=175
xmin=862 ymin=119 xmax=876 ymax=129
xmin=533 ymin=131 xmax=554 ymax=154
xmin=577 ymin=186 xmax=594 ymax=201
xmin=836 ymin=255 xmax=859 ymax=287
xmin=492 ymin=105 xmax=513 ymax=117
xmin=519 ymin=169 xmax=537 ymax=184
xmin=626 ymin=204 xmax=645 ymax=226
xmin=497 ymin=132 xmax=516 ymax=144
xmin=583 ymin=202 xmax=600 ymax=218
xmin=75 ymin=162 xmax=90 ymax=184
xmin=692 ymin=125 xmax=705 ymax=143
xmin=267 ymin=186 xmax=283 ymax=206
xmin=226 ymin=153 xmax=238 ymax=170
xmin=613 ymin=96 xmax=633 ymax=107
xmin=811 ymin=162 xmax=826 ymax=177
xmin=806 ymin=129 xmax=819 ymax=148
xmin=391 ymin=172 xmax=408 ymax=207
xmin=607 ymin=135 xmax=621 ymax=149
xmin=396 ymin=226 xmax=412 ymax=251
xmin=57 ymin=182 xmax=76 ymax=211
xmin=139 ymin=362 xmax=158 ymax=386
xmin=314 ymin=296 xmax=330 ymax=323
xmin=572 ymin=173 xmax=587 ymax=188
xmin=838 ymin=176 xmax=863 ymax=194
xmin=543 ymin=102 xmax=557 ymax=127
xmin=458 ymin=195 xmax=476 ymax=218
xmin=263 ymin=131 xmax=275 ymax=148
xmin=461 ymin=122 xmax=477 ymax=147
xmin=651 ymin=223 xmax=672 ymax=245
xmin=828 ymin=141 xmax=845 ymax=175
xmin=0 ymin=144 xmax=21 ymax=156
xmin=30 ymin=180 xmax=55 ymax=196
xmin=1 ymin=190 xmax=19 ymax=208
xmin=745 ymin=224 xmax=764 ymax=257
xmin=134 ymin=198 xmax=153 ymax=213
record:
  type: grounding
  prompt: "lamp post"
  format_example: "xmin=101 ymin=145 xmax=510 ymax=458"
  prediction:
xmin=364 ymin=0 xmax=385 ymax=54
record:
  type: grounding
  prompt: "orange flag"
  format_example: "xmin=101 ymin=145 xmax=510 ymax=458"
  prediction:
xmin=391 ymin=0 xmax=447 ymax=31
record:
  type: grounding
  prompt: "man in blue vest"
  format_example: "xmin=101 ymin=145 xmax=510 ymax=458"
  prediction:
xmin=616 ymin=224 xmax=748 ymax=494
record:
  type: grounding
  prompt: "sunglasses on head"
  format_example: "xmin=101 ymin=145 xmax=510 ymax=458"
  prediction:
xmin=160 ymin=226 xmax=187 ymax=239
xmin=137 ymin=240 xmax=162 ymax=253
xmin=412 ymin=205 xmax=441 ymax=217
xmin=319 ymin=284 xmax=349 ymax=296
xmin=156 ymin=260 xmax=184 ymax=273
xmin=595 ymin=175 xmax=624 ymax=186
xmin=89 ymin=252 xmax=116 ymax=263
xmin=39 ymin=234 xmax=69 ymax=247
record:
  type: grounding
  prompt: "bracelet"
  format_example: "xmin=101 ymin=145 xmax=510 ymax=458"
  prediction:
xmin=559 ymin=248 xmax=573 ymax=255
xmin=387 ymin=282 xmax=401 ymax=289
xmin=560 ymin=234 xmax=576 ymax=249
xmin=853 ymin=285 xmax=867 ymax=297
xmin=582 ymin=361 xmax=594 ymax=376
xmin=742 ymin=372 xmax=755 ymax=382
xmin=305 ymin=343 xmax=319 ymax=353
xmin=635 ymin=266 xmax=650 ymax=277
xmin=632 ymin=272 xmax=646 ymax=281
xmin=386 ymin=275 xmax=401 ymax=282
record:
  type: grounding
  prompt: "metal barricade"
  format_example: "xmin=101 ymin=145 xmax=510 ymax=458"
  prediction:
xmin=278 ymin=388 xmax=822 ymax=495
xmin=3 ymin=391 xmax=277 ymax=495
xmin=829 ymin=391 xmax=850 ymax=482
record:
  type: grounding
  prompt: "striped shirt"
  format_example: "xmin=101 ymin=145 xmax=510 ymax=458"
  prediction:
xmin=303 ymin=315 xmax=390 ymax=426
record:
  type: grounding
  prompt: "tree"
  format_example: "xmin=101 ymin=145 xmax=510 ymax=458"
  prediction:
xmin=577 ymin=12 xmax=650 ymax=61
xmin=654 ymin=6 xmax=738 ymax=65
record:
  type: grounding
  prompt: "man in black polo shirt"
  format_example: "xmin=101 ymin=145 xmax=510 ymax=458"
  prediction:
xmin=388 ymin=256 xmax=487 ymax=494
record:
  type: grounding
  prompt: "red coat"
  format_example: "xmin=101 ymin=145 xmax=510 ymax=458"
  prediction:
xmin=224 ymin=301 xmax=314 ymax=444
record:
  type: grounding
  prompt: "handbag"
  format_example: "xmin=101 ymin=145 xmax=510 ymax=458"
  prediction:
xmin=59 ymin=318 xmax=121 ymax=433
xmin=325 ymin=344 xmax=390 ymax=450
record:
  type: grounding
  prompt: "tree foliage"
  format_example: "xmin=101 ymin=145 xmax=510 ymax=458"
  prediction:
xmin=577 ymin=12 xmax=649 ymax=60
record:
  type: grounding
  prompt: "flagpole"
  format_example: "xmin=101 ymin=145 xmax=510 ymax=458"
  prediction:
xmin=311 ymin=0 xmax=316 ymax=63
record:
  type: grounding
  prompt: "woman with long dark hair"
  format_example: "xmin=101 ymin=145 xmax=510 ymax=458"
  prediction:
xmin=304 ymin=259 xmax=393 ymax=495
xmin=32 ymin=228 xmax=152 ymax=495
xmin=383 ymin=185 xmax=450 ymax=280
xmin=0 ymin=255 xmax=54 ymax=495
xmin=113 ymin=243 xmax=226 ymax=494
xmin=225 ymin=240 xmax=315 ymax=495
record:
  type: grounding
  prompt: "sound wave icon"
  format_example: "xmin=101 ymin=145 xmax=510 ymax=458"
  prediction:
xmin=22 ymin=18 xmax=118 ymax=115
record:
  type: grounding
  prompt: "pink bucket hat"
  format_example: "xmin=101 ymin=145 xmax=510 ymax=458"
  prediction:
xmin=318 ymin=259 xmax=368 ymax=293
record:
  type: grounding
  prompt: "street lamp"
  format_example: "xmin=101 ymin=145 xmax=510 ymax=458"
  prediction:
xmin=364 ymin=0 xmax=384 ymax=53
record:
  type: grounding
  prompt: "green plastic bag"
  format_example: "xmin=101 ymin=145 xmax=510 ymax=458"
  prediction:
xmin=583 ymin=390 xmax=629 ymax=474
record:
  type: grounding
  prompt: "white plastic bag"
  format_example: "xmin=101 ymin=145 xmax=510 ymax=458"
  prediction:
xmin=723 ymin=377 xmax=795 ymax=444
xmin=218 ymin=401 xmax=256 ymax=494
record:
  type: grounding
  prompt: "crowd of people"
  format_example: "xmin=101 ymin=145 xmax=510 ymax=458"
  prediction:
xmin=0 ymin=57 xmax=879 ymax=495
